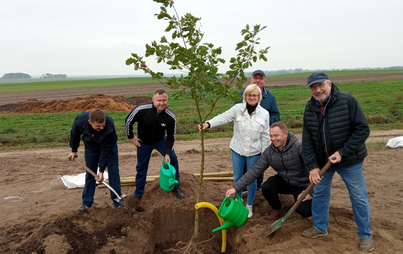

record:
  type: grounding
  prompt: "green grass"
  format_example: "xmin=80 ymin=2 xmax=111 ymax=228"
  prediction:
xmin=0 ymin=79 xmax=402 ymax=150
xmin=0 ymin=77 xmax=159 ymax=92
xmin=265 ymin=69 xmax=403 ymax=78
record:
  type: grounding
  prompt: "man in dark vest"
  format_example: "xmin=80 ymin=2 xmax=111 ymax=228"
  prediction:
xmin=301 ymin=72 xmax=373 ymax=252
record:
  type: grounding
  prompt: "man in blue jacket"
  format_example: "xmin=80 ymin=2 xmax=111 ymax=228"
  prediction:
xmin=125 ymin=90 xmax=184 ymax=199
xmin=239 ymin=70 xmax=281 ymax=190
xmin=301 ymin=72 xmax=373 ymax=252
xmin=68 ymin=109 xmax=126 ymax=210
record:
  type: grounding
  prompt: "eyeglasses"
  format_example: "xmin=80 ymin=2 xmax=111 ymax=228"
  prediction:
xmin=247 ymin=94 xmax=259 ymax=98
xmin=309 ymin=81 xmax=328 ymax=90
xmin=252 ymin=76 xmax=265 ymax=80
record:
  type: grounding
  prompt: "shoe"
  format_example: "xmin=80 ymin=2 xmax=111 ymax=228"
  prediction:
xmin=246 ymin=205 xmax=253 ymax=218
xmin=79 ymin=204 xmax=88 ymax=211
xmin=172 ymin=188 xmax=184 ymax=199
xmin=117 ymin=203 xmax=128 ymax=209
xmin=302 ymin=227 xmax=328 ymax=238
xmin=360 ymin=237 xmax=374 ymax=251
xmin=257 ymin=187 xmax=262 ymax=192
xmin=267 ymin=207 xmax=285 ymax=221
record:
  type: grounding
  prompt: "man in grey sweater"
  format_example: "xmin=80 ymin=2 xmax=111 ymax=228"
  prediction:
xmin=225 ymin=122 xmax=312 ymax=220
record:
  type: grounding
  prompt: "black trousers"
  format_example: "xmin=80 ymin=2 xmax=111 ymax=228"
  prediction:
xmin=261 ymin=174 xmax=312 ymax=218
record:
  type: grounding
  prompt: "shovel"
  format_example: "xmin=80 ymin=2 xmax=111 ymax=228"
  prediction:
xmin=266 ymin=161 xmax=332 ymax=236
xmin=74 ymin=159 xmax=127 ymax=203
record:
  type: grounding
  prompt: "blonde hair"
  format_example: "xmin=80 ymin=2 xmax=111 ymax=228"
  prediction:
xmin=243 ymin=84 xmax=262 ymax=103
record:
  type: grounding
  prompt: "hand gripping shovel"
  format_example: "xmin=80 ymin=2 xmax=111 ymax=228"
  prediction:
xmin=74 ymin=159 xmax=127 ymax=203
xmin=266 ymin=161 xmax=332 ymax=236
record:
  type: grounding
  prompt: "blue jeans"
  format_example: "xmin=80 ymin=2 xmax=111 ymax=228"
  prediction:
xmin=83 ymin=144 xmax=122 ymax=207
xmin=135 ymin=135 xmax=180 ymax=197
xmin=231 ymin=151 xmax=260 ymax=206
xmin=312 ymin=162 xmax=372 ymax=239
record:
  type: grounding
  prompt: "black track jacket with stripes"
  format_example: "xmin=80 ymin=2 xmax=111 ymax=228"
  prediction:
xmin=125 ymin=102 xmax=176 ymax=155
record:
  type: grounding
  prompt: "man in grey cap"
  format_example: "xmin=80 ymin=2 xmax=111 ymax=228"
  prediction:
xmin=238 ymin=69 xmax=280 ymax=191
xmin=301 ymin=72 xmax=374 ymax=252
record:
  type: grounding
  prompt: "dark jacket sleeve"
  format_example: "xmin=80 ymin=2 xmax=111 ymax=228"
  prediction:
xmin=69 ymin=116 xmax=81 ymax=153
xmin=302 ymin=107 xmax=320 ymax=171
xmin=125 ymin=107 xmax=139 ymax=139
xmin=165 ymin=110 xmax=176 ymax=155
xmin=268 ymin=96 xmax=280 ymax=125
xmin=338 ymin=96 xmax=370 ymax=157
xmin=233 ymin=146 xmax=271 ymax=192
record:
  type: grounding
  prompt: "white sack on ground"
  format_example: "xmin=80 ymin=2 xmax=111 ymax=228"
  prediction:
xmin=61 ymin=169 xmax=109 ymax=189
xmin=386 ymin=136 xmax=403 ymax=149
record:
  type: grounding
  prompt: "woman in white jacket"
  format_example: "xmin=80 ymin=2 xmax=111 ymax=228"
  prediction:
xmin=199 ymin=84 xmax=271 ymax=218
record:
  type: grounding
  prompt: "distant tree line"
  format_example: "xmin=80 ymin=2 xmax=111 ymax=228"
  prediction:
xmin=245 ymin=66 xmax=403 ymax=77
xmin=40 ymin=73 xmax=67 ymax=79
xmin=1 ymin=72 xmax=68 ymax=79
xmin=1 ymin=73 xmax=31 ymax=79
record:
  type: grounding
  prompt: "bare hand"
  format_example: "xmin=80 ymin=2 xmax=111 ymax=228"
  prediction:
xmin=329 ymin=152 xmax=341 ymax=164
xmin=198 ymin=123 xmax=210 ymax=133
xmin=298 ymin=191 xmax=313 ymax=202
xmin=68 ymin=152 xmax=77 ymax=161
xmin=96 ymin=172 xmax=104 ymax=182
xmin=165 ymin=154 xmax=171 ymax=164
xmin=129 ymin=137 xmax=142 ymax=147
xmin=309 ymin=168 xmax=322 ymax=184
xmin=225 ymin=188 xmax=237 ymax=198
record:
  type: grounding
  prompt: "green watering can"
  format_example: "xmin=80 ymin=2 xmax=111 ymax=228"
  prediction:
xmin=159 ymin=159 xmax=179 ymax=192
xmin=212 ymin=194 xmax=248 ymax=232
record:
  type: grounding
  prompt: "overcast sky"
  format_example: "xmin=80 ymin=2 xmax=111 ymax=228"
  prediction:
xmin=1 ymin=0 xmax=402 ymax=77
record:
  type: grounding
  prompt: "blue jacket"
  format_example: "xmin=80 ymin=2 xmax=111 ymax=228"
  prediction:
xmin=69 ymin=111 xmax=118 ymax=172
xmin=238 ymin=87 xmax=280 ymax=125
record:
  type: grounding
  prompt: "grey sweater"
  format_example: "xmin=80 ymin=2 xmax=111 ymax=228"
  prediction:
xmin=233 ymin=132 xmax=310 ymax=192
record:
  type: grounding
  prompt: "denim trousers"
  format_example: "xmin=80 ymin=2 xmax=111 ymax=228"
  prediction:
xmin=83 ymin=144 xmax=122 ymax=207
xmin=312 ymin=162 xmax=372 ymax=239
xmin=135 ymin=135 xmax=180 ymax=197
xmin=231 ymin=150 xmax=260 ymax=206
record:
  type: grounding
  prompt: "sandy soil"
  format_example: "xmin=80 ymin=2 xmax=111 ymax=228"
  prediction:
xmin=1 ymin=73 xmax=403 ymax=253
xmin=1 ymin=131 xmax=403 ymax=253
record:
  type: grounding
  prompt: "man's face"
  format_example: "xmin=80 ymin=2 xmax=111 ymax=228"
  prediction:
xmin=270 ymin=126 xmax=288 ymax=149
xmin=251 ymin=74 xmax=265 ymax=90
xmin=88 ymin=120 xmax=105 ymax=131
xmin=310 ymin=80 xmax=332 ymax=105
xmin=153 ymin=93 xmax=168 ymax=113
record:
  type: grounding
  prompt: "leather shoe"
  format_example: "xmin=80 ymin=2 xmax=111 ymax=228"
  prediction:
xmin=172 ymin=188 xmax=184 ymax=198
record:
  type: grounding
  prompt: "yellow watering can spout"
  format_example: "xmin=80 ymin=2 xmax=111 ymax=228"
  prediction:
xmin=212 ymin=220 xmax=234 ymax=232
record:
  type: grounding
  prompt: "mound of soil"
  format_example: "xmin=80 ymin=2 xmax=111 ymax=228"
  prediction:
xmin=0 ymin=94 xmax=152 ymax=114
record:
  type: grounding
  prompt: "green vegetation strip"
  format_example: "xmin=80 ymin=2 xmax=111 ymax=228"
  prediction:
xmin=0 ymin=80 xmax=402 ymax=150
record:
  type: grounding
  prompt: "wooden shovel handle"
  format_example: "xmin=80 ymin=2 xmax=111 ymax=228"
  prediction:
xmin=74 ymin=159 xmax=98 ymax=178
xmin=289 ymin=161 xmax=332 ymax=215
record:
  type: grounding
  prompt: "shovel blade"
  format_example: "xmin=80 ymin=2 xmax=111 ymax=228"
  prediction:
xmin=113 ymin=194 xmax=127 ymax=203
xmin=266 ymin=209 xmax=292 ymax=236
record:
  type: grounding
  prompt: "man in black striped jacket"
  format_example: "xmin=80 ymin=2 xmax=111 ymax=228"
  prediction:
xmin=125 ymin=90 xmax=184 ymax=199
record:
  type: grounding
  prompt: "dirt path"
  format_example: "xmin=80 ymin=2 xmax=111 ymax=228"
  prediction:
xmin=1 ymin=73 xmax=402 ymax=105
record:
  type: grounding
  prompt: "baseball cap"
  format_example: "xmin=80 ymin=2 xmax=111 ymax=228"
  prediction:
xmin=307 ymin=72 xmax=329 ymax=88
xmin=252 ymin=70 xmax=265 ymax=77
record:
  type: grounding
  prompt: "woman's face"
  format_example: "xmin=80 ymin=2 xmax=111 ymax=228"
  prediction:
xmin=246 ymin=88 xmax=260 ymax=106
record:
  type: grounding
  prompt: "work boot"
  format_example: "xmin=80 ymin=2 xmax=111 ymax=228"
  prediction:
xmin=172 ymin=188 xmax=184 ymax=199
xmin=267 ymin=207 xmax=285 ymax=221
xmin=79 ymin=204 xmax=89 ymax=211
xmin=302 ymin=227 xmax=328 ymax=238
xmin=246 ymin=205 xmax=253 ymax=218
xmin=360 ymin=237 xmax=374 ymax=251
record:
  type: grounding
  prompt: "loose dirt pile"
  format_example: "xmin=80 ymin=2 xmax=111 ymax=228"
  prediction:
xmin=0 ymin=94 xmax=152 ymax=114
